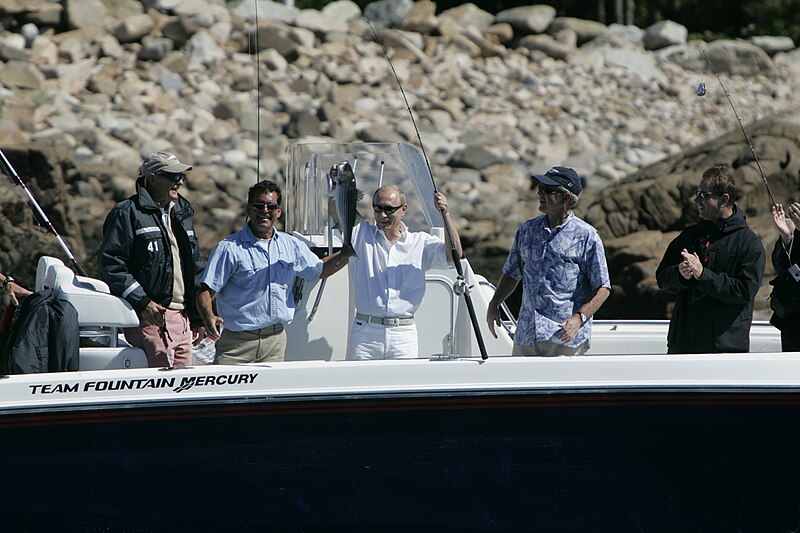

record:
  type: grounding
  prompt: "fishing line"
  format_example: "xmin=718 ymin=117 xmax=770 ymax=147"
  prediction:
xmin=700 ymin=50 xmax=777 ymax=206
xmin=364 ymin=17 xmax=488 ymax=359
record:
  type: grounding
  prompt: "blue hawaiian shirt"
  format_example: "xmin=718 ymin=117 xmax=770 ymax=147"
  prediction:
xmin=503 ymin=213 xmax=611 ymax=348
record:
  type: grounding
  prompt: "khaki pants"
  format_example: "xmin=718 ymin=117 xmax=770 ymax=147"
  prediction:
xmin=512 ymin=340 xmax=588 ymax=357
xmin=214 ymin=324 xmax=286 ymax=364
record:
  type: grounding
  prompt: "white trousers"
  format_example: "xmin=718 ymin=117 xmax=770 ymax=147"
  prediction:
xmin=346 ymin=320 xmax=418 ymax=360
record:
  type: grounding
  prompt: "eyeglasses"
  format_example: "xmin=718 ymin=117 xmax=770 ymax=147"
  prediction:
xmin=539 ymin=185 xmax=564 ymax=195
xmin=159 ymin=172 xmax=186 ymax=183
xmin=695 ymin=191 xmax=719 ymax=202
xmin=252 ymin=201 xmax=279 ymax=212
xmin=373 ymin=204 xmax=404 ymax=215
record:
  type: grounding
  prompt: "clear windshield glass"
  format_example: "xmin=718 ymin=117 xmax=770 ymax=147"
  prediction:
xmin=285 ymin=142 xmax=442 ymax=247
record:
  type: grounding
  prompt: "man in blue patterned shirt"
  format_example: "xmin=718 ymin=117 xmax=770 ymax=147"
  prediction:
xmin=487 ymin=166 xmax=611 ymax=356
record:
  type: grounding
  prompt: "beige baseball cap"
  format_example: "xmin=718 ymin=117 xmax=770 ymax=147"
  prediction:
xmin=139 ymin=151 xmax=192 ymax=177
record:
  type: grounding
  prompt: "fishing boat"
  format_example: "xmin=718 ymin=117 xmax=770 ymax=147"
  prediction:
xmin=0 ymin=141 xmax=795 ymax=531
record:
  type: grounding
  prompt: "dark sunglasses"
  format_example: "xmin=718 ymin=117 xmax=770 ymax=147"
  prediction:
xmin=252 ymin=201 xmax=279 ymax=212
xmin=373 ymin=204 xmax=403 ymax=215
xmin=159 ymin=172 xmax=186 ymax=183
xmin=695 ymin=191 xmax=720 ymax=202
xmin=539 ymin=185 xmax=564 ymax=195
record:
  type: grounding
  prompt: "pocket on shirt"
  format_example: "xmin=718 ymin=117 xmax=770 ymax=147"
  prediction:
xmin=549 ymin=260 xmax=580 ymax=293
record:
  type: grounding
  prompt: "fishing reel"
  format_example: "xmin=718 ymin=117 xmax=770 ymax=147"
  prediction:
xmin=452 ymin=275 xmax=472 ymax=296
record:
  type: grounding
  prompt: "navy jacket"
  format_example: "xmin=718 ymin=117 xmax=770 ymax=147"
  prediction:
xmin=98 ymin=179 xmax=205 ymax=325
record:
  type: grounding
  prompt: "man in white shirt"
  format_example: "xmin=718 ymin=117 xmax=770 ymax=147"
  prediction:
xmin=342 ymin=184 xmax=462 ymax=360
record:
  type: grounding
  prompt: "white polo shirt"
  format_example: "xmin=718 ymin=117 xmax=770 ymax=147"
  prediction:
xmin=350 ymin=221 xmax=449 ymax=318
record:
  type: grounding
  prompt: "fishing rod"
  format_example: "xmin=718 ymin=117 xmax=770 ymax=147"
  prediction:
xmin=0 ymin=147 xmax=87 ymax=277
xmin=253 ymin=0 xmax=261 ymax=183
xmin=699 ymin=49 xmax=777 ymax=207
xmin=364 ymin=18 xmax=488 ymax=360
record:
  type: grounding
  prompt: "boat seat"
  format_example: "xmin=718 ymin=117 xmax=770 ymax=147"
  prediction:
xmin=35 ymin=256 xmax=139 ymax=329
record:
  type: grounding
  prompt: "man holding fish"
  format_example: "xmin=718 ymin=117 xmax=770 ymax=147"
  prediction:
xmin=328 ymin=162 xmax=463 ymax=360
xmin=196 ymin=180 xmax=347 ymax=364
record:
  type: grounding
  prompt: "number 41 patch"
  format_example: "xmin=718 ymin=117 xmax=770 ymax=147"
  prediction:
xmin=148 ymin=241 xmax=159 ymax=253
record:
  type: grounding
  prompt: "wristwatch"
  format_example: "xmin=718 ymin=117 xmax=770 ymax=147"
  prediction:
xmin=2 ymin=276 xmax=15 ymax=291
xmin=578 ymin=311 xmax=587 ymax=324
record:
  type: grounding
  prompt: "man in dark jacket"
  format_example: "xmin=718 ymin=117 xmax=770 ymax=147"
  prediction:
xmin=656 ymin=164 xmax=765 ymax=353
xmin=98 ymin=152 xmax=205 ymax=367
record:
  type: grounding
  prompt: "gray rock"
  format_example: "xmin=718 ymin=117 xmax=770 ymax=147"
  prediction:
xmin=113 ymin=14 xmax=155 ymax=43
xmin=549 ymin=17 xmax=607 ymax=45
xmin=363 ymin=0 xmax=414 ymax=29
xmin=704 ymin=39 xmax=773 ymax=76
xmin=20 ymin=23 xmax=39 ymax=47
xmin=0 ymin=61 xmax=44 ymax=89
xmin=184 ymin=30 xmax=225 ymax=66
xmin=751 ymin=35 xmax=795 ymax=56
xmin=230 ymin=0 xmax=297 ymax=24
xmin=439 ymin=3 xmax=494 ymax=37
xmin=66 ymin=0 xmax=107 ymax=29
xmin=399 ymin=0 xmax=437 ymax=34
xmin=321 ymin=0 xmax=361 ymax=23
xmin=519 ymin=34 xmax=573 ymax=61
xmin=449 ymin=145 xmax=505 ymax=170
xmin=496 ymin=5 xmax=555 ymax=35
xmin=643 ymin=20 xmax=687 ymax=50
xmin=295 ymin=9 xmax=341 ymax=34
xmin=138 ymin=36 xmax=174 ymax=61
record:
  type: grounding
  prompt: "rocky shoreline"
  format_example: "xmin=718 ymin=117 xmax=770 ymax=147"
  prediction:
xmin=0 ymin=0 xmax=798 ymax=318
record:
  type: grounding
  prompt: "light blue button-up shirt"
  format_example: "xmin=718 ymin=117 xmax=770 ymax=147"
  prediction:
xmin=503 ymin=213 xmax=610 ymax=348
xmin=200 ymin=224 xmax=323 ymax=331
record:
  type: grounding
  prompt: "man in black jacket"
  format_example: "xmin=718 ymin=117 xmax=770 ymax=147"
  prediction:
xmin=98 ymin=152 xmax=205 ymax=367
xmin=656 ymin=164 xmax=765 ymax=353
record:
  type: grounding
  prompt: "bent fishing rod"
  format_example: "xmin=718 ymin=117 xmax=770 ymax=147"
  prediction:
xmin=699 ymin=49 xmax=777 ymax=207
xmin=365 ymin=18 xmax=488 ymax=360
xmin=0 ymin=147 xmax=88 ymax=277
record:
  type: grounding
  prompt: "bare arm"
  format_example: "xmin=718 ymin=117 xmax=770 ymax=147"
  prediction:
xmin=486 ymin=273 xmax=519 ymax=338
xmin=559 ymin=286 xmax=611 ymax=343
xmin=320 ymin=250 xmax=350 ymax=280
xmin=1 ymin=274 xmax=32 ymax=306
xmin=196 ymin=284 xmax=223 ymax=340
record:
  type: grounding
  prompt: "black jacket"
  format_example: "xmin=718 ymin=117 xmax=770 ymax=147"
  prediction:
xmin=98 ymin=179 xmax=205 ymax=325
xmin=769 ymin=229 xmax=800 ymax=329
xmin=656 ymin=207 xmax=765 ymax=354
xmin=1 ymin=289 xmax=79 ymax=374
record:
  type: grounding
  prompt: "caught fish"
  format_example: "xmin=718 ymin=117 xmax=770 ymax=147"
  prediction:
xmin=330 ymin=161 xmax=363 ymax=259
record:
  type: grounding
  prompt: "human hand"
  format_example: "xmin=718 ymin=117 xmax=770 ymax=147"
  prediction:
xmin=7 ymin=282 xmax=31 ymax=306
xmin=486 ymin=303 xmax=502 ymax=338
xmin=202 ymin=315 xmax=224 ymax=341
xmin=772 ymin=204 xmax=796 ymax=241
xmin=559 ymin=314 xmax=582 ymax=343
xmin=140 ymin=301 xmax=166 ymax=326
xmin=191 ymin=325 xmax=207 ymax=346
xmin=434 ymin=192 xmax=449 ymax=214
xmin=680 ymin=248 xmax=703 ymax=280
xmin=787 ymin=202 xmax=800 ymax=230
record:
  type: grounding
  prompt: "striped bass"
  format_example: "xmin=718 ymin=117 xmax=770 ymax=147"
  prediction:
xmin=330 ymin=161 xmax=362 ymax=259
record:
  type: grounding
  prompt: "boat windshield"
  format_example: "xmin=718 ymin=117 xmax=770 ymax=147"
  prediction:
xmin=284 ymin=142 xmax=442 ymax=246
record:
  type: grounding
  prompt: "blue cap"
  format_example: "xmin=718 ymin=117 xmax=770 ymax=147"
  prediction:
xmin=533 ymin=166 xmax=582 ymax=194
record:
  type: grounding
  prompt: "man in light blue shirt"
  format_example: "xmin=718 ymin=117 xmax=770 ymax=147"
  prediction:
xmin=487 ymin=166 xmax=611 ymax=356
xmin=197 ymin=181 xmax=346 ymax=363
